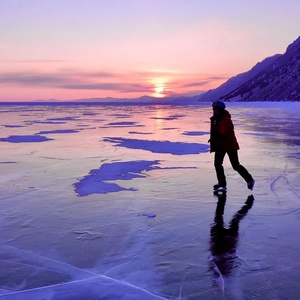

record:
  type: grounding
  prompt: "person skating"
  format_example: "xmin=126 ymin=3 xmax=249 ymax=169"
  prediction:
xmin=209 ymin=100 xmax=255 ymax=192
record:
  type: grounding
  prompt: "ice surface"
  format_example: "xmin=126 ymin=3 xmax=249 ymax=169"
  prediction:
xmin=0 ymin=102 xmax=300 ymax=299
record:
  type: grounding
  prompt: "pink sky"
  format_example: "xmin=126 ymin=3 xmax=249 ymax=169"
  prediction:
xmin=0 ymin=0 xmax=299 ymax=101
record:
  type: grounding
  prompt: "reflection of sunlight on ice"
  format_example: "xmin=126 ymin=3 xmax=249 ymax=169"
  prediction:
xmin=154 ymin=107 xmax=163 ymax=130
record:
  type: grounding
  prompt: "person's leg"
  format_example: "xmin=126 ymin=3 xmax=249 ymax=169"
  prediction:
xmin=227 ymin=150 xmax=253 ymax=183
xmin=214 ymin=150 xmax=227 ymax=187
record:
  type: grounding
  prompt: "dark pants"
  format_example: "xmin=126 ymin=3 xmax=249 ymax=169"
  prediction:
xmin=214 ymin=150 xmax=253 ymax=186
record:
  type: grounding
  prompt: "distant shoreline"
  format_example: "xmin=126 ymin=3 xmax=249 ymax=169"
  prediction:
xmin=0 ymin=100 xmax=299 ymax=106
xmin=0 ymin=101 xmax=205 ymax=106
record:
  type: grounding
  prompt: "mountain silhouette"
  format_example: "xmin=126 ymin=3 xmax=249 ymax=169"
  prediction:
xmin=199 ymin=36 xmax=300 ymax=101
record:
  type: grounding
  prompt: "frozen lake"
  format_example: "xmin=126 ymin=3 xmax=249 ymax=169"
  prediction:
xmin=0 ymin=102 xmax=300 ymax=299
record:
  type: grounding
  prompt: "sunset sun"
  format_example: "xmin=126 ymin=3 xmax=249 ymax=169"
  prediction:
xmin=152 ymin=78 xmax=167 ymax=98
xmin=154 ymin=86 xmax=165 ymax=97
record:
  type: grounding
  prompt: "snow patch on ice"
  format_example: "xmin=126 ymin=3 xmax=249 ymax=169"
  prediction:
xmin=47 ymin=116 xmax=79 ymax=121
xmin=103 ymin=137 xmax=209 ymax=155
xmin=107 ymin=121 xmax=139 ymax=126
xmin=3 ymin=125 xmax=24 ymax=128
xmin=129 ymin=131 xmax=153 ymax=135
xmin=183 ymin=131 xmax=209 ymax=136
xmin=0 ymin=135 xmax=53 ymax=143
xmin=161 ymin=127 xmax=177 ymax=130
xmin=100 ymin=122 xmax=144 ymax=128
xmin=108 ymin=113 xmax=131 ymax=118
xmin=25 ymin=120 xmax=66 ymax=125
xmin=37 ymin=129 xmax=79 ymax=134
xmin=74 ymin=160 xmax=161 ymax=196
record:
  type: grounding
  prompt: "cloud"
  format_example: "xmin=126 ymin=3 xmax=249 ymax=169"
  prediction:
xmin=207 ymin=76 xmax=229 ymax=80
xmin=0 ymin=70 xmax=115 ymax=85
xmin=0 ymin=70 xmax=113 ymax=87
xmin=179 ymin=75 xmax=229 ymax=88
xmin=62 ymin=83 xmax=124 ymax=90
xmin=0 ymin=69 xmax=227 ymax=97
xmin=63 ymin=83 xmax=151 ymax=94
xmin=180 ymin=81 xmax=210 ymax=88
xmin=0 ymin=70 xmax=152 ymax=94
xmin=0 ymin=73 xmax=64 ymax=85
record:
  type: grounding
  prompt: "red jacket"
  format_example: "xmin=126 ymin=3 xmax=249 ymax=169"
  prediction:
xmin=210 ymin=110 xmax=239 ymax=152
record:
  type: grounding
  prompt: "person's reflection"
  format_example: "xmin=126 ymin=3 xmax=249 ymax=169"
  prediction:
xmin=210 ymin=192 xmax=254 ymax=286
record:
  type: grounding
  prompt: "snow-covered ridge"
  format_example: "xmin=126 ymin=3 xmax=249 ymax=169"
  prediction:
xmin=200 ymin=36 xmax=300 ymax=102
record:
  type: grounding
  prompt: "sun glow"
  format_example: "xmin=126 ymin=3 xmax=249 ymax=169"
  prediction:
xmin=152 ymin=78 xmax=167 ymax=98
xmin=154 ymin=86 xmax=165 ymax=97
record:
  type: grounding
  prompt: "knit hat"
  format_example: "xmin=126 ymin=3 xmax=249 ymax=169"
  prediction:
xmin=212 ymin=100 xmax=226 ymax=109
